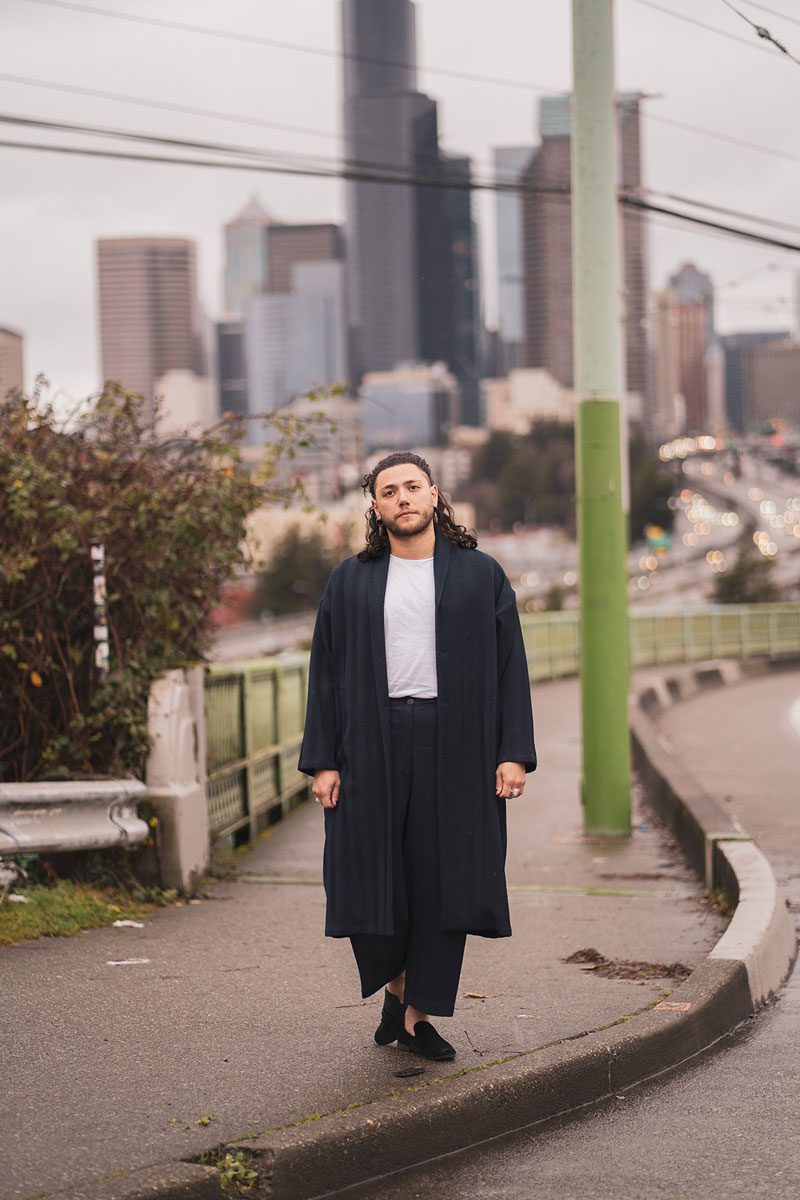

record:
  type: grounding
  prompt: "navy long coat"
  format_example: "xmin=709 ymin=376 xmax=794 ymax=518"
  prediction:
xmin=297 ymin=527 xmax=536 ymax=939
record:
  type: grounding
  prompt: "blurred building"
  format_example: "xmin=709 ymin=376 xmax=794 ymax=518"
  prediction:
xmin=223 ymin=196 xmax=273 ymax=316
xmin=747 ymin=339 xmax=800 ymax=429
xmin=0 ymin=326 xmax=24 ymax=398
xmin=216 ymin=316 xmax=247 ymax=421
xmin=153 ymin=369 xmax=214 ymax=435
xmin=669 ymin=262 xmax=714 ymax=338
xmin=520 ymin=94 xmax=648 ymax=409
xmin=360 ymin=362 xmax=460 ymax=454
xmin=341 ymin=0 xmax=482 ymax=413
xmin=494 ymin=146 xmax=531 ymax=375
xmin=245 ymin=256 xmax=347 ymax=445
xmin=241 ymin=393 xmax=362 ymax=502
xmin=439 ymin=154 xmax=483 ymax=426
xmin=266 ymin=225 xmax=343 ymax=293
xmin=722 ymin=330 xmax=790 ymax=431
xmin=97 ymin=237 xmax=207 ymax=421
xmin=482 ymin=368 xmax=574 ymax=435
xmin=656 ymin=289 xmax=709 ymax=433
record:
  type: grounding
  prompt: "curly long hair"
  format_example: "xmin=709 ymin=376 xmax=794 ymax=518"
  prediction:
xmin=358 ymin=451 xmax=478 ymax=560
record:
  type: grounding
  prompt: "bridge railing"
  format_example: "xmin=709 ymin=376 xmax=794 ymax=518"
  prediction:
xmin=205 ymin=655 xmax=310 ymax=842
xmin=204 ymin=604 xmax=800 ymax=841
xmin=521 ymin=603 xmax=800 ymax=678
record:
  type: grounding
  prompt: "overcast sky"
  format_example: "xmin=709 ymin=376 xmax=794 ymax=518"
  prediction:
xmin=2 ymin=0 xmax=799 ymax=401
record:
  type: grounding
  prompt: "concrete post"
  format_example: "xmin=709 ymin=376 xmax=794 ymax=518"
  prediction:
xmin=146 ymin=666 xmax=210 ymax=892
xmin=570 ymin=0 xmax=632 ymax=833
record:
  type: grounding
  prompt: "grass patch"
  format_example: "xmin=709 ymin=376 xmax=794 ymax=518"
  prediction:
xmin=0 ymin=880 xmax=157 ymax=947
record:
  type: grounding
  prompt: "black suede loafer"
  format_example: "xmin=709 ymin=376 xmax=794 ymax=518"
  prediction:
xmin=397 ymin=1020 xmax=456 ymax=1061
xmin=374 ymin=988 xmax=405 ymax=1045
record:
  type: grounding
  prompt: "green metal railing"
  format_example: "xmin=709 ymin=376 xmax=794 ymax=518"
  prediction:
xmin=205 ymin=605 xmax=800 ymax=840
xmin=520 ymin=603 xmax=800 ymax=679
xmin=205 ymin=653 xmax=309 ymax=841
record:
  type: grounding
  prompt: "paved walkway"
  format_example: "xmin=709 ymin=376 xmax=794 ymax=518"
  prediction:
xmin=344 ymin=670 xmax=800 ymax=1200
xmin=2 ymin=676 xmax=727 ymax=1200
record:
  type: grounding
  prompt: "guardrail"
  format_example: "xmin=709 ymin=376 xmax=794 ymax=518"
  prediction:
xmin=205 ymin=604 xmax=800 ymax=843
xmin=0 ymin=780 xmax=148 ymax=855
xmin=205 ymin=654 xmax=309 ymax=842
xmin=523 ymin=603 xmax=800 ymax=679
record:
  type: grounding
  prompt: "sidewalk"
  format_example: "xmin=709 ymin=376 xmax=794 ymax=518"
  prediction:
xmin=3 ymin=677 xmax=728 ymax=1200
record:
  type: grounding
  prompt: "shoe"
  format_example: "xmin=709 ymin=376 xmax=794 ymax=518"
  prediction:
xmin=397 ymin=1019 xmax=456 ymax=1061
xmin=374 ymin=988 xmax=405 ymax=1045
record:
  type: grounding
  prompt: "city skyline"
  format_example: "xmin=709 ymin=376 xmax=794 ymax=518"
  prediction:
xmin=2 ymin=0 xmax=799 ymax=401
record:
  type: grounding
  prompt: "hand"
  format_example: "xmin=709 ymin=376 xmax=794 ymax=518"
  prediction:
xmin=495 ymin=762 xmax=525 ymax=799
xmin=312 ymin=769 xmax=340 ymax=809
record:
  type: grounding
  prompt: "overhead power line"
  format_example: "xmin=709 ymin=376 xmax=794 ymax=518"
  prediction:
xmin=3 ymin=132 xmax=800 ymax=255
xmin=719 ymin=0 xmax=800 ymax=65
xmin=635 ymin=0 xmax=789 ymax=58
xmin=4 ymin=73 xmax=800 ymax=175
xmin=4 ymin=111 xmax=800 ymax=237
xmin=643 ymin=111 xmax=800 ymax=168
xmin=738 ymin=1 xmax=800 ymax=28
xmin=21 ymin=0 xmax=556 ymax=93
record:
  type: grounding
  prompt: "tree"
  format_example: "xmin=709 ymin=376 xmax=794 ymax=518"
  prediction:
xmin=252 ymin=525 xmax=340 ymax=617
xmin=713 ymin=540 xmax=780 ymax=604
xmin=628 ymin=433 xmax=675 ymax=543
xmin=0 ymin=378 xmax=337 ymax=782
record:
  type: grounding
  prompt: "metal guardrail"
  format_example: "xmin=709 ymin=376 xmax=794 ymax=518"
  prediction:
xmin=205 ymin=654 xmax=309 ymax=841
xmin=204 ymin=605 xmax=800 ymax=842
xmin=0 ymin=780 xmax=148 ymax=855
xmin=520 ymin=603 xmax=800 ymax=679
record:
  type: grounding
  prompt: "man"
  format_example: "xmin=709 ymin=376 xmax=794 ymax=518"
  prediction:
xmin=298 ymin=451 xmax=536 ymax=1062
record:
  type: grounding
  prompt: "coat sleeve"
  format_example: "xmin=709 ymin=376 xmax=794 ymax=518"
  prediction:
xmin=495 ymin=569 xmax=537 ymax=773
xmin=297 ymin=579 xmax=339 ymax=776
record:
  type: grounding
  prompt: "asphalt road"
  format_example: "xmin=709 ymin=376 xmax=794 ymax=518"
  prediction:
xmin=337 ymin=671 xmax=800 ymax=1200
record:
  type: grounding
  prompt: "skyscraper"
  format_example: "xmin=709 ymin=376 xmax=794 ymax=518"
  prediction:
xmin=494 ymin=146 xmax=531 ymax=375
xmin=342 ymin=0 xmax=481 ymax=417
xmin=0 ymin=326 xmax=24 ymax=399
xmin=521 ymin=94 xmax=648 ymax=406
xmin=97 ymin=238 xmax=206 ymax=420
xmin=244 ymin=231 xmax=347 ymax=444
xmin=224 ymin=196 xmax=273 ymax=316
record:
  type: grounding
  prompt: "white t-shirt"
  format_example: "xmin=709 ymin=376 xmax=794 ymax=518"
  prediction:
xmin=384 ymin=554 xmax=437 ymax=698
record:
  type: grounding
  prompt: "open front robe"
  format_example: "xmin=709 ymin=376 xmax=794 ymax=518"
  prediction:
xmin=298 ymin=528 xmax=537 ymax=939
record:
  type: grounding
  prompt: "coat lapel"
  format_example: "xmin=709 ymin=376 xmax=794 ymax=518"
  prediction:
xmin=367 ymin=549 xmax=392 ymax=769
xmin=433 ymin=525 xmax=452 ymax=613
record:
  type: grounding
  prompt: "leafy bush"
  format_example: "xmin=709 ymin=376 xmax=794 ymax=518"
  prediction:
xmin=0 ymin=378 xmax=333 ymax=782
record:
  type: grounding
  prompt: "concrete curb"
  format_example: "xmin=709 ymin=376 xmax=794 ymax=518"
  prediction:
xmin=55 ymin=655 xmax=799 ymax=1200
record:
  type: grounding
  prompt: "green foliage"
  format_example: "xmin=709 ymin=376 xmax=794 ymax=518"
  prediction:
xmin=466 ymin=420 xmax=674 ymax=540
xmin=0 ymin=377 xmax=337 ymax=782
xmin=197 ymin=1148 xmax=258 ymax=1195
xmin=713 ymin=540 xmax=780 ymax=604
xmin=627 ymin=432 xmax=675 ymax=543
xmin=0 ymin=880 xmax=156 ymax=946
xmin=252 ymin=523 xmax=341 ymax=617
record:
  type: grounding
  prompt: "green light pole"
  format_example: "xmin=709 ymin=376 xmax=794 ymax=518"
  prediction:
xmin=571 ymin=0 xmax=631 ymax=834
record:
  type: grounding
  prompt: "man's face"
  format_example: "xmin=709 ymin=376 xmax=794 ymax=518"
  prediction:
xmin=371 ymin=464 xmax=439 ymax=539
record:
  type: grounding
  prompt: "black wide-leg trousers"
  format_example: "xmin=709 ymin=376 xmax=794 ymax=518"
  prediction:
xmin=350 ymin=696 xmax=467 ymax=1017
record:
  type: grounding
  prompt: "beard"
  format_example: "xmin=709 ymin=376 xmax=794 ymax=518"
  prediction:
xmin=383 ymin=506 xmax=435 ymax=538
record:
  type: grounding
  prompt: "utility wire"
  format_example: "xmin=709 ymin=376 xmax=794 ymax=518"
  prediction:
xmin=635 ymin=0 xmax=785 ymax=58
xmin=643 ymin=111 xmax=800 ymax=168
xmin=5 ymin=68 xmax=800 ymax=176
xmin=3 ymin=134 xmax=800 ymax=254
xmin=719 ymin=0 xmax=800 ymax=64
xmin=20 ymin=0 xmax=555 ymax=93
xmin=0 ymin=71 xmax=465 ymax=174
xmin=5 ymin=111 xmax=800 ymax=236
xmin=738 ymin=0 xmax=800 ymax=29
